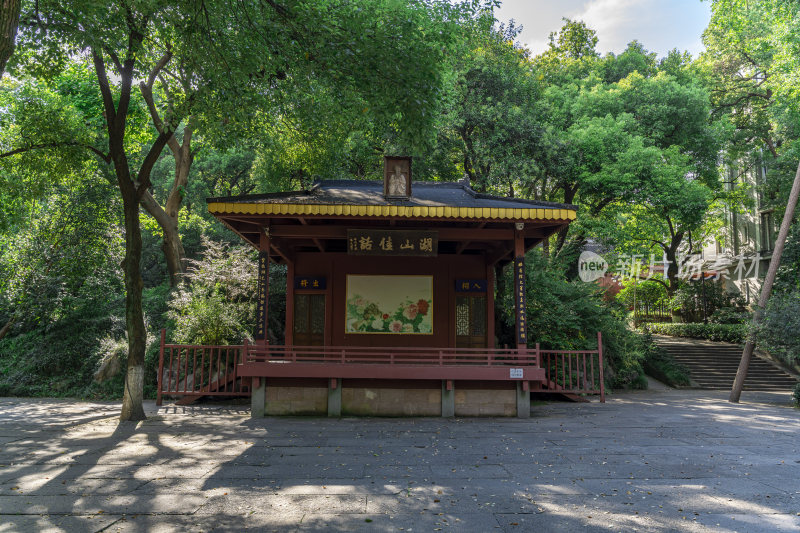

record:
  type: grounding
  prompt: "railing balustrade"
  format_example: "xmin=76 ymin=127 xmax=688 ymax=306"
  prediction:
xmin=156 ymin=330 xmax=605 ymax=404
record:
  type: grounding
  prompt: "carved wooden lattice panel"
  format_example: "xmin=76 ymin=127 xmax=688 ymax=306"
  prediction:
xmin=456 ymin=297 xmax=470 ymax=336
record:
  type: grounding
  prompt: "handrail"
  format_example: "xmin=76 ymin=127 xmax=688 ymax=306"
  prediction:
xmin=156 ymin=329 xmax=606 ymax=402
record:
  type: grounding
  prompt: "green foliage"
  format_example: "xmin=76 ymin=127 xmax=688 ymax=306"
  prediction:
xmin=755 ymin=290 xmax=800 ymax=368
xmin=640 ymin=331 xmax=691 ymax=387
xmin=0 ymin=299 xmax=128 ymax=399
xmin=168 ymin=238 xmax=258 ymax=346
xmin=0 ymin=175 xmax=123 ymax=332
xmin=167 ymin=238 xmax=287 ymax=346
xmin=615 ymin=276 xmax=669 ymax=309
xmin=505 ymin=251 xmax=647 ymax=389
xmin=672 ymin=280 xmax=747 ymax=323
xmin=644 ymin=323 xmax=746 ymax=344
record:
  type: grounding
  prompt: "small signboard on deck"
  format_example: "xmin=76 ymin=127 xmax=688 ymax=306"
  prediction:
xmin=347 ymin=229 xmax=437 ymax=256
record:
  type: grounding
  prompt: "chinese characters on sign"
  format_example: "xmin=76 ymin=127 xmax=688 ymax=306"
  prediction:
xmin=455 ymin=279 xmax=488 ymax=292
xmin=294 ymin=277 xmax=327 ymax=290
xmin=606 ymin=252 xmax=762 ymax=284
xmin=255 ymin=252 xmax=268 ymax=340
xmin=347 ymin=229 xmax=438 ymax=256
xmin=514 ymin=257 xmax=527 ymax=346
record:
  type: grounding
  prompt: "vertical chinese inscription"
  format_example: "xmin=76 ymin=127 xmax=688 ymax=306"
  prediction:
xmin=255 ymin=252 xmax=268 ymax=340
xmin=514 ymin=256 xmax=526 ymax=346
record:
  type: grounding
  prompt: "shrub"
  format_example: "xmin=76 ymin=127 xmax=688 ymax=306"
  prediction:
xmin=671 ymin=279 xmax=747 ymax=323
xmin=640 ymin=331 xmax=691 ymax=387
xmin=168 ymin=238 xmax=258 ymax=346
xmin=754 ymin=289 xmax=800 ymax=370
xmin=167 ymin=237 xmax=287 ymax=346
xmin=643 ymin=322 xmax=746 ymax=344
xmin=505 ymin=251 xmax=647 ymax=390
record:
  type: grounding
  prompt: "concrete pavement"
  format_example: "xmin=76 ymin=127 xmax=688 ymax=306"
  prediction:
xmin=0 ymin=389 xmax=798 ymax=532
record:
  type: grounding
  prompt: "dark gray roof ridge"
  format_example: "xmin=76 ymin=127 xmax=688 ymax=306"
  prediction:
xmin=206 ymin=178 xmax=576 ymax=211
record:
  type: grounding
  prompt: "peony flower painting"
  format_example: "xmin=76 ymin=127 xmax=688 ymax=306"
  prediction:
xmin=345 ymin=275 xmax=433 ymax=334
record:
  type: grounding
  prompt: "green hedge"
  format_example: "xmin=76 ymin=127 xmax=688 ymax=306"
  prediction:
xmin=643 ymin=323 xmax=746 ymax=344
xmin=643 ymin=345 xmax=691 ymax=387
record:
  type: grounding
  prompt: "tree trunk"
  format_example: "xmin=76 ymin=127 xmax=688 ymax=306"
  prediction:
xmin=137 ymin=121 xmax=193 ymax=287
xmin=0 ymin=314 xmax=16 ymax=342
xmin=0 ymin=0 xmax=21 ymax=77
xmin=119 ymin=189 xmax=147 ymax=422
xmin=730 ymin=158 xmax=800 ymax=403
xmin=140 ymin=191 xmax=187 ymax=286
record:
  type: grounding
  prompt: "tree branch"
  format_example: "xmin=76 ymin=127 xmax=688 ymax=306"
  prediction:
xmin=135 ymin=130 xmax=173 ymax=197
xmin=0 ymin=141 xmax=111 ymax=163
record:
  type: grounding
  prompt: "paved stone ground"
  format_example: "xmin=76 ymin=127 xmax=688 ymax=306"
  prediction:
xmin=0 ymin=389 xmax=798 ymax=532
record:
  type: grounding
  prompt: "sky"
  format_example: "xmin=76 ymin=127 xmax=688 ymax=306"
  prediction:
xmin=494 ymin=0 xmax=711 ymax=59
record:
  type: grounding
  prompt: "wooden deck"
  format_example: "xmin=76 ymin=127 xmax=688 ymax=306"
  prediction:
xmin=156 ymin=330 xmax=605 ymax=406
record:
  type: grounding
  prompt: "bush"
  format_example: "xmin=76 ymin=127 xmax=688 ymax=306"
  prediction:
xmin=755 ymin=289 xmax=800 ymax=370
xmin=167 ymin=237 xmax=287 ymax=346
xmin=168 ymin=238 xmax=258 ymax=346
xmin=671 ymin=279 xmax=747 ymax=323
xmin=640 ymin=332 xmax=691 ymax=387
xmin=507 ymin=251 xmax=647 ymax=390
xmin=643 ymin=322 xmax=746 ymax=344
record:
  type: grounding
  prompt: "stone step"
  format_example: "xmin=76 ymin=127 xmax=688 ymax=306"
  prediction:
xmin=653 ymin=336 xmax=798 ymax=391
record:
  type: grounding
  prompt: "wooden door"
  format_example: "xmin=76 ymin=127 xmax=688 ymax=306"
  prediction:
xmin=294 ymin=293 xmax=325 ymax=346
xmin=455 ymin=295 xmax=487 ymax=348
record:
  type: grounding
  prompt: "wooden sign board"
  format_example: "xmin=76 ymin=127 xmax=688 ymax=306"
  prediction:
xmin=294 ymin=276 xmax=326 ymax=290
xmin=347 ymin=229 xmax=437 ymax=256
xmin=514 ymin=256 xmax=527 ymax=346
xmin=455 ymin=279 xmax=488 ymax=292
xmin=255 ymin=252 xmax=268 ymax=340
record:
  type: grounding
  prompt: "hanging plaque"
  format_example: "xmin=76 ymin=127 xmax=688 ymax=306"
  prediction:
xmin=347 ymin=229 xmax=437 ymax=256
xmin=455 ymin=279 xmax=488 ymax=292
xmin=294 ymin=276 xmax=326 ymax=290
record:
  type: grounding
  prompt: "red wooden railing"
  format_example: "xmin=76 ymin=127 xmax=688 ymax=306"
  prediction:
xmin=156 ymin=330 xmax=605 ymax=404
xmin=156 ymin=329 xmax=249 ymax=406
xmin=239 ymin=342 xmax=544 ymax=382
xmin=244 ymin=342 xmax=537 ymax=366
xmin=539 ymin=332 xmax=605 ymax=402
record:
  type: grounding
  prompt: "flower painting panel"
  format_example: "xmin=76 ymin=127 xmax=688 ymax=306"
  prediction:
xmin=346 ymin=275 xmax=433 ymax=334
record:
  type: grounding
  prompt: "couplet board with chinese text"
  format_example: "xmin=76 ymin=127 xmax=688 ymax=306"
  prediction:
xmin=255 ymin=252 xmax=268 ymax=340
xmin=514 ymin=257 xmax=527 ymax=346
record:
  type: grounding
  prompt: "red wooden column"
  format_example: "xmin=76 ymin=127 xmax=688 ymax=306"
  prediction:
xmin=486 ymin=263 xmax=495 ymax=349
xmin=513 ymin=225 xmax=527 ymax=349
xmin=285 ymin=259 xmax=295 ymax=346
xmin=255 ymin=227 xmax=270 ymax=345
xmin=514 ymin=224 xmax=530 ymax=418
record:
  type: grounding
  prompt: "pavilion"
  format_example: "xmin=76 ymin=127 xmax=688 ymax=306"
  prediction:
xmin=190 ymin=157 xmax=602 ymax=417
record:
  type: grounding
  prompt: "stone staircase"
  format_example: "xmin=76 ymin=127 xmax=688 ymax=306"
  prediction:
xmin=654 ymin=335 xmax=799 ymax=391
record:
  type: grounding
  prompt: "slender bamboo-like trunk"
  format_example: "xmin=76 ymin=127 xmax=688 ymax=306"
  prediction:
xmin=730 ymin=159 xmax=800 ymax=403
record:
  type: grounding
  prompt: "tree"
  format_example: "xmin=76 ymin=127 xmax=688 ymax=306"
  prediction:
xmin=10 ymin=0 xmax=474 ymax=420
xmin=704 ymin=0 xmax=800 ymax=402
xmin=439 ymin=23 xmax=547 ymax=196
